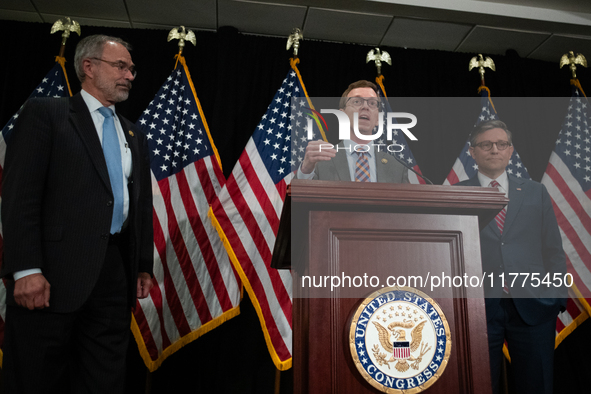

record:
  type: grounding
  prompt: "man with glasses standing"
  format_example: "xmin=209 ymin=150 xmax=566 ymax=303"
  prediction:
xmin=1 ymin=35 xmax=153 ymax=393
xmin=297 ymin=80 xmax=408 ymax=183
xmin=456 ymin=120 xmax=566 ymax=394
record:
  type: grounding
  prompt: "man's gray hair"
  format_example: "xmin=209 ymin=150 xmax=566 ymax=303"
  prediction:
xmin=74 ymin=35 xmax=132 ymax=83
xmin=470 ymin=119 xmax=513 ymax=147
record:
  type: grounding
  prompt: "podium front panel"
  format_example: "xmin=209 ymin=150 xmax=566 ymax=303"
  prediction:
xmin=293 ymin=211 xmax=491 ymax=394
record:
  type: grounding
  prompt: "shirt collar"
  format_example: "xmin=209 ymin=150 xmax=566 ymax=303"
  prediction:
xmin=477 ymin=171 xmax=509 ymax=196
xmin=80 ymin=89 xmax=116 ymax=115
xmin=342 ymin=139 xmax=374 ymax=158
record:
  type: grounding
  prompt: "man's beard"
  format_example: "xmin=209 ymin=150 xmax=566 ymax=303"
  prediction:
xmin=96 ymin=73 xmax=131 ymax=103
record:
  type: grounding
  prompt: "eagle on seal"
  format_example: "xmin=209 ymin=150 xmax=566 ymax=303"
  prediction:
xmin=373 ymin=319 xmax=428 ymax=372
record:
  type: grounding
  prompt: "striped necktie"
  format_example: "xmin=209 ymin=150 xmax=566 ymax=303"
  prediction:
xmin=354 ymin=151 xmax=370 ymax=182
xmin=489 ymin=180 xmax=506 ymax=235
xmin=98 ymin=106 xmax=124 ymax=234
xmin=490 ymin=179 xmax=510 ymax=294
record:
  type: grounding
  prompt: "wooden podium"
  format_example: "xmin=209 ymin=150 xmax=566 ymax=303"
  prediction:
xmin=272 ymin=180 xmax=508 ymax=394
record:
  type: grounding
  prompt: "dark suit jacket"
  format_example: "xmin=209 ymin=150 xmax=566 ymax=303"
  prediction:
xmin=1 ymin=93 xmax=153 ymax=313
xmin=457 ymin=174 xmax=567 ymax=325
xmin=299 ymin=142 xmax=409 ymax=183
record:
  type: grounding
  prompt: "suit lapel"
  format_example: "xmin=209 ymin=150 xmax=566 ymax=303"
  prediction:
xmin=69 ymin=94 xmax=112 ymax=192
xmin=503 ymin=175 xmax=525 ymax=236
xmin=334 ymin=143 xmax=351 ymax=181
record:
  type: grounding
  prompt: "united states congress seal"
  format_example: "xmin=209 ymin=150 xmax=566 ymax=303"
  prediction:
xmin=349 ymin=287 xmax=451 ymax=393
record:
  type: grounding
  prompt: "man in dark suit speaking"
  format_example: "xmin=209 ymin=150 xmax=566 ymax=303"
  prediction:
xmin=456 ymin=120 xmax=566 ymax=394
xmin=297 ymin=80 xmax=408 ymax=183
xmin=1 ymin=35 xmax=154 ymax=393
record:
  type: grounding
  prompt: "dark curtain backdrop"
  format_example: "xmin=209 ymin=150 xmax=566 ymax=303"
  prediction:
xmin=1 ymin=19 xmax=589 ymax=393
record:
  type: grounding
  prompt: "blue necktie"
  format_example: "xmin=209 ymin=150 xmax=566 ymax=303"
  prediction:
xmin=98 ymin=107 xmax=124 ymax=234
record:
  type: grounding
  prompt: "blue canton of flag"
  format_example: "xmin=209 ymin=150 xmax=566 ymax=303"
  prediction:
xmin=253 ymin=69 xmax=310 ymax=184
xmin=552 ymin=88 xmax=591 ymax=189
xmin=444 ymin=87 xmax=530 ymax=184
xmin=137 ymin=66 xmax=212 ymax=179
xmin=1 ymin=61 xmax=70 ymax=143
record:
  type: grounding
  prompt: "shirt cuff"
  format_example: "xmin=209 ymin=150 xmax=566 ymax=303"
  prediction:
xmin=297 ymin=165 xmax=315 ymax=180
xmin=13 ymin=269 xmax=42 ymax=281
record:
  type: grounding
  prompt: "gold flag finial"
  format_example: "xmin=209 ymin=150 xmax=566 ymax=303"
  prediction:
xmin=366 ymin=48 xmax=391 ymax=76
xmin=50 ymin=17 xmax=81 ymax=57
xmin=469 ymin=54 xmax=495 ymax=86
xmin=286 ymin=28 xmax=303 ymax=57
xmin=167 ymin=26 xmax=196 ymax=56
xmin=560 ymin=51 xmax=587 ymax=79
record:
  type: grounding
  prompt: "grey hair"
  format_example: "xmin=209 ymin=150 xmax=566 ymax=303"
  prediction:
xmin=470 ymin=119 xmax=513 ymax=147
xmin=74 ymin=35 xmax=132 ymax=83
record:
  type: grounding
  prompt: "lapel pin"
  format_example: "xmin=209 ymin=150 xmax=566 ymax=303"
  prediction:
xmin=381 ymin=158 xmax=388 ymax=164
xmin=129 ymin=130 xmax=134 ymax=137
xmin=516 ymin=188 xmax=522 ymax=191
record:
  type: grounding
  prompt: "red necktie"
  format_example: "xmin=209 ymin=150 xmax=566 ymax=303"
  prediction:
xmin=490 ymin=179 xmax=509 ymax=294
xmin=489 ymin=180 xmax=506 ymax=235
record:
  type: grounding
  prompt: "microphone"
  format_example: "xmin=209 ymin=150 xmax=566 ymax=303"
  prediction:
xmin=388 ymin=152 xmax=434 ymax=185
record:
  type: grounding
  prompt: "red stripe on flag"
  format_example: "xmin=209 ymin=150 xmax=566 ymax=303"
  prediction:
xmin=239 ymin=153 xmax=281 ymax=233
xmin=151 ymin=205 xmax=179 ymax=350
xmin=156 ymin=178 xmax=196 ymax=337
xmin=180 ymin=162 xmax=234 ymax=311
xmin=170 ymin=171 xmax=214 ymax=322
xmin=230 ymin=169 xmax=291 ymax=320
xmin=134 ymin=293 xmax=161 ymax=361
xmin=412 ymin=165 xmax=426 ymax=184
xmin=212 ymin=195 xmax=292 ymax=361
xmin=566 ymin=297 xmax=583 ymax=318
xmin=550 ymin=199 xmax=591 ymax=276
xmin=546 ymin=163 xmax=591 ymax=235
xmin=563 ymin=253 xmax=591 ymax=300
xmin=225 ymin=172 xmax=292 ymax=324
xmin=447 ymin=171 xmax=460 ymax=185
xmin=275 ymin=178 xmax=288 ymax=201
xmin=555 ymin=316 xmax=566 ymax=332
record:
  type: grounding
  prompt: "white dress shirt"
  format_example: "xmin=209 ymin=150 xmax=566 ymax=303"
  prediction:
xmin=14 ymin=91 xmax=132 ymax=281
xmin=477 ymin=170 xmax=509 ymax=198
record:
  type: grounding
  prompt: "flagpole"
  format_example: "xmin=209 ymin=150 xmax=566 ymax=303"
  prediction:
xmin=50 ymin=17 xmax=80 ymax=97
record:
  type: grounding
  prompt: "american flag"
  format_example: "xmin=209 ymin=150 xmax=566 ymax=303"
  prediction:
xmin=375 ymin=75 xmax=425 ymax=184
xmin=540 ymin=80 xmax=591 ymax=345
xmin=209 ymin=59 xmax=313 ymax=369
xmin=132 ymin=56 xmax=241 ymax=371
xmin=0 ymin=58 xmax=71 ymax=356
xmin=444 ymin=86 xmax=530 ymax=185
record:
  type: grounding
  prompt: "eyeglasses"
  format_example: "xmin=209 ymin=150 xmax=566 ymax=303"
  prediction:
xmin=473 ymin=140 xmax=512 ymax=151
xmin=346 ymin=97 xmax=380 ymax=110
xmin=90 ymin=57 xmax=136 ymax=78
